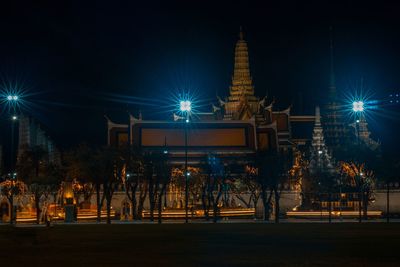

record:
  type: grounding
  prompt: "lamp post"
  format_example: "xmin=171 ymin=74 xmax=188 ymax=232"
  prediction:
xmin=352 ymin=100 xmax=364 ymax=223
xmin=6 ymin=95 xmax=19 ymax=173
xmin=179 ymin=100 xmax=191 ymax=223
xmin=352 ymin=101 xmax=364 ymax=146
xmin=10 ymin=115 xmax=17 ymax=171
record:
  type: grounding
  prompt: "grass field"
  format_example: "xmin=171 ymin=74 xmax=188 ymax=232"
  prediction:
xmin=1 ymin=223 xmax=400 ymax=266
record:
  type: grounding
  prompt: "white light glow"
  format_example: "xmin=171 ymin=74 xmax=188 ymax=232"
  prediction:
xmin=352 ymin=101 xmax=364 ymax=112
xmin=7 ymin=95 xmax=13 ymax=101
xmin=180 ymin=100 xmax=191 ymax=112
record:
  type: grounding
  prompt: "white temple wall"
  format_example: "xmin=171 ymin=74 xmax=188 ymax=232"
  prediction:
xmin=5 ymin=190 xmax=400 ymax=217
xmin=369 ymin=190 xmax=400 ymax=212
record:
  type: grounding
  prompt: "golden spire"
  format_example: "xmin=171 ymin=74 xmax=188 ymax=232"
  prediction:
xmin=229 ymin=27 xmax=254 ymax=99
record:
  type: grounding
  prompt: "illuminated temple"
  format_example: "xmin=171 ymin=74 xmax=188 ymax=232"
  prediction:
xmin=105 ymin=28 xmax=383 ymax=219
xmin=107 ymin=29 xmax=315 ymax=167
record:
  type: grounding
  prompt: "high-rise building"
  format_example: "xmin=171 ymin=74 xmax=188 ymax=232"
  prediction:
xmin=18 ymin=115 xmax=60 ymax=164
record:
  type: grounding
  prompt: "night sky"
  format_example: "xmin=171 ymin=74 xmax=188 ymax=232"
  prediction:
xmin=1 ymin=1 xmax=400 ymax=158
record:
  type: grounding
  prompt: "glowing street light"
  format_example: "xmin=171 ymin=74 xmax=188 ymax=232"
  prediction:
xmin=352 ymin=100 xmax=365 ymax=147
xmin=179 ymin=98 xmax=192 ymax=224
xmin=352 ymin=101 xmax=364 ymax=112
xmin=6 ymin=95 xmax=19 ymax=102
xmin=180 ymin=100 xmax=192 ymax=112
xmin=2 ymin=91 xmax=23 ymax=176
xmin=351 ymin=99 xmax=367 ymax=223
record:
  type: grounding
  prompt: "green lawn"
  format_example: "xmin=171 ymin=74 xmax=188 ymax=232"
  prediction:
xmin=0 ymin=223 xmax=399 ymax=266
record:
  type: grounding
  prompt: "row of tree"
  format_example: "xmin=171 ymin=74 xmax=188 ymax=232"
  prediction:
xmin=1 ymin=144 xmax=295 ymax=224
xmin=1 ymin=143 xmax=398 ymax=225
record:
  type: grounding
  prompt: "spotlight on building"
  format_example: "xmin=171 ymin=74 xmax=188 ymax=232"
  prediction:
xmin=352 ymin=101 xmax=364 ymax=112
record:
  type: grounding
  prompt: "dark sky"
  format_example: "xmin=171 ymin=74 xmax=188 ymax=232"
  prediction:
xmin=0 ymin=1 xmax=399 ymax=156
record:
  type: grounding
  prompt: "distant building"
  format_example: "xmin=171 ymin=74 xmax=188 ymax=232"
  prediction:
xmin=18 ymin=115 xmax=60 ymax=164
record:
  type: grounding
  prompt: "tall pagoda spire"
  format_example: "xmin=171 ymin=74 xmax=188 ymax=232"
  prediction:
xmin=323 ymin=26 xmax=351 ymax=150
xmin=309 ymin=106 xmax=335 ymax=175
xmin=222 ymin=27 xmax=259 ymax=120
xmin=329 ymin=26 xmax=336 ymax=101
xmin=229 ymin=27 xmax=255 ymax=100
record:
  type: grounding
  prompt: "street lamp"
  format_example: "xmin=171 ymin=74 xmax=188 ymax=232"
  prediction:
xmin=352 ymin=101 xmax=364 ymax=146
xmin=352 ymin=101 xmax=364 ymax=112
xmin=6 ymin=95 xmax=20 ymax=173
xmin=10 ymin=115 xmax=18 ymax=174
xmin=179 ymin=99 xmax=191 ymax=223
xmin=352 ymin=100 xmax=365 ymax=223
xmin=180 ymin=100 xmax=191 ymax=112
xmin=6 ymin=95 xmax=19 ymax=104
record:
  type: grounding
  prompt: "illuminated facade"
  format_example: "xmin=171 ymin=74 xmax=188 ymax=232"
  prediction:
xmin=107 ymin=29 xmax=315 ymax=167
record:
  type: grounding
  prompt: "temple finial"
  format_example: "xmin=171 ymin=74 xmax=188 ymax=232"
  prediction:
xmin=239 ymin=26 xmax=244 ymax=40
xmin=315 ymin=106 xmax=321 ymax=125
xmin=329 ymin=26 xmax=336 ymax=94
xmin=230 ymin=26 xmax=253 ymax=98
